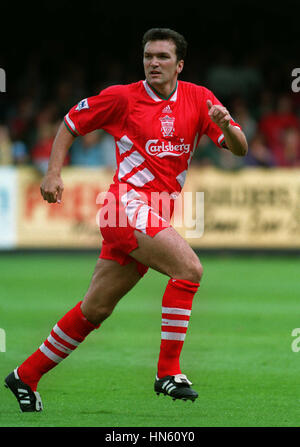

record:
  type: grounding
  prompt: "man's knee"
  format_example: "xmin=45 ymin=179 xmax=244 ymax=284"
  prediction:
xmin=173 ymin=257 xmax=203 ymax=284
xmin=187 ymin=259 xmax=203 ymax=284
xmin=90 ymin=303 xmax=114 ymax=321
xmin=81 ymin=297 xmax=115 ymax=325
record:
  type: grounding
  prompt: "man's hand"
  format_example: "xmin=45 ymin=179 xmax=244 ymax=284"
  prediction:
xmin=207 ymin=99 xmax=231 ymax=130
xmin=206 ymin=99 xmax=248 ymax=156
xmin=40 ymin=173 xmax=64 ymax=204
xmin=39 ymin=121 xmax=75 ymax=204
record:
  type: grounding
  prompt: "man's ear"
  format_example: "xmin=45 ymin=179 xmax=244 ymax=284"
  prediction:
xmin=177 ymin=60 xmax=184 ymax=74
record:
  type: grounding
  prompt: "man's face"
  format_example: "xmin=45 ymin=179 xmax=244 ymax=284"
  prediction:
xmin=143 ymin=40 xmax=184 ymax=88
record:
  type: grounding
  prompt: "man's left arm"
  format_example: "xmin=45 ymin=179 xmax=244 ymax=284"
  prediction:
xmin=207 ymin=99 xmax=248 ymax=156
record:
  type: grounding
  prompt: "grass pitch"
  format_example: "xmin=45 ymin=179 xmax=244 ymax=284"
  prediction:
xmin=0 ymin=252 xmax=300 ymax=427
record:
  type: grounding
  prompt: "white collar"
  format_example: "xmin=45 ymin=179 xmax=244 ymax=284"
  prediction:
xmin=143 ymin=80 xmax=178 ymax=102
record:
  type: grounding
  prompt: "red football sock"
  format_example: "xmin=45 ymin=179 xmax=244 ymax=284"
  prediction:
xmin=157 ymin=278 xmax=199 ymax=378
xmin=18 ymin=301 xmax=99 ymax=391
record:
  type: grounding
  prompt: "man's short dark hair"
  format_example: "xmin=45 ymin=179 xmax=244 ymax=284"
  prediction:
xmin=142 ymin=28 xmax=187 ymax=61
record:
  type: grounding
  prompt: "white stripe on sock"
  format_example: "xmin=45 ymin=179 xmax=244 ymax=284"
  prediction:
xmin=53 ymin=324 xmax=80 ymax=347
xmin=161 ymin=319 xmax=189 ymax=328
xmin=39 ymin=343 xmax=64 ymax=363
xmin=47 ymin=335 xmax=73 ymax=355
xmin=162 ymin=307 xmax=191 ymax=316
xmin=161 ymin=332 xmax=186 ymax=341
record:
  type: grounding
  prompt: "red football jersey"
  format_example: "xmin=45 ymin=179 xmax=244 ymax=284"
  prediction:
xmin=64 ymin=80 xmax=241 ymax=197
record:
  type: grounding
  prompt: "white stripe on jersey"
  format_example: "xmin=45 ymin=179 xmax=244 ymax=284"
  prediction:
xmin=125 ymin=199 xmax=145 ymax=223
xmin=127 ymin=168 xmax=155 ymax=187
xmin=218 ymin=133 xmax=225 ymax=145
xmin=118 ymin=151 xmax=145 ymax=181
xmin=65 ymin=113 xmax=78 ymax=134
xmin=176 ymin=170 xmax=187 ymax=188
xmin=120 ymin=189 xmax=141 ymax=207
xmin=117 ymin=135 xmax=134 ymax=155
xmin=176 ymin=133 xmax=199 ymax=189
xmin=135 ymin=205 xmax=150 ymax=233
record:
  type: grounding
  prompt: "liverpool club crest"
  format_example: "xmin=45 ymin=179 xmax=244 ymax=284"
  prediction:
xmin=159 ymin=115 xmax=175 ymax=137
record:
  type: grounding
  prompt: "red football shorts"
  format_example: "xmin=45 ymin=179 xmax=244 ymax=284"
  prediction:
xmin=98 ymin=186 xmax=172 ymax=277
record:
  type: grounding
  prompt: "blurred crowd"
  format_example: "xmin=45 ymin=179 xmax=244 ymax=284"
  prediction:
xmin=0 ymin=44 xmax=299 ymax=173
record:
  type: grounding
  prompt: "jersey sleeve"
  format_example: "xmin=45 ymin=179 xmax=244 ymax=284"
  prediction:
xmin=64 ymin=84 xmax=128 ymax=138
xmin=199 ymin=87 xmax=242 ymax=149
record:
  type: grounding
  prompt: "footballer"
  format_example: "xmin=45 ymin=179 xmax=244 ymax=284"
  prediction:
xmin=5 ymin=28 xmax=247 ymax=411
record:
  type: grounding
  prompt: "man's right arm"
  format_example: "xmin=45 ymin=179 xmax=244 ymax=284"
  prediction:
xmin=40 ymin=85 xmax=128 ymax=204
xmin=40 ymin=122 xmax=76 ymax=203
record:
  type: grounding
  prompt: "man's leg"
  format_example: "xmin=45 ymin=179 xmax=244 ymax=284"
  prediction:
xmin=5 ymin=259 xmax=141 ymax=412
xmin=81 ymin=258 xmax=142 ymax=325
xmin=130 ymin=226 xmax=203 ymax=401
xmin=131 ymin=226 xmax=202 ymax=281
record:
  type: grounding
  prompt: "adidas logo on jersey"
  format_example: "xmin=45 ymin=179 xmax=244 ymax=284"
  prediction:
xmin=162 ymin=105 xmax=172 ymax=114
